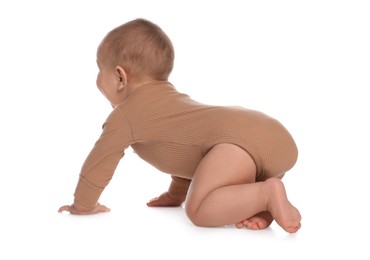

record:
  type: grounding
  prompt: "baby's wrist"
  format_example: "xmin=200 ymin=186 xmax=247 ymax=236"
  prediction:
xmin=73 ymin=199 xmax=96 ymax=212
xmin=167 ymin=192 xmax=186 ymax=203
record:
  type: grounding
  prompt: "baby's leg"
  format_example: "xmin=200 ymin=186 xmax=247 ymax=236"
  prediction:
xmin=185 ymin=143 xmax=301 ymax=233
xmin=237 ymin=173 xmax=285 ymax=230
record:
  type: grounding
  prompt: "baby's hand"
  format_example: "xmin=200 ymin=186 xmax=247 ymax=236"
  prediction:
xmin=58 ymin=201 xmax=110 ymax=215
xmin=146 ymin=192 xmax=185 ymax=207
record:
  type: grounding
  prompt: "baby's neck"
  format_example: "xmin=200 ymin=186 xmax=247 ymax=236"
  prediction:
xmin=128 ymin=78 xmax=164 ymax=93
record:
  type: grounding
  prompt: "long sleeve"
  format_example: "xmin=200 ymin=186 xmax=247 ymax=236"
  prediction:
xmin=74 ymin=106 xmax=135 ymax=208
xmin=168 ymin=176 xmax=191 ymax=199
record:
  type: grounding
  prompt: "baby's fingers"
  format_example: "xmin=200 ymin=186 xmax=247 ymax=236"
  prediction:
xmin=58 ymin=205 xmax=72 ymax=213
xmin=58 ymin=203 xmax=110 ymax=215
xmin=96 ymin=204 xmax=111 ymax=213
xmin=146 ymin=197 xmax=160 ymax=207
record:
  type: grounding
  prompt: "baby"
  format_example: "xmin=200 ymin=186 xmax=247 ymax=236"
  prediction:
xmin=59 ymin=18 xmax=301 ymax=233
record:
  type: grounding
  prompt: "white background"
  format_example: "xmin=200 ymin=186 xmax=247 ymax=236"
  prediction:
xmin=1 ymin=0 xmax=369 ymax=259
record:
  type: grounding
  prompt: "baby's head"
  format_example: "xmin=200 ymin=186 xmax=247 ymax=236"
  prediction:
xmin=98 ymin=18 xmax=174 ymax=81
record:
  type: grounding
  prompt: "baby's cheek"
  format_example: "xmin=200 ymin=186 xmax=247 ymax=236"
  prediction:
xmin=96 ymin=74 xmax=102 ymax=88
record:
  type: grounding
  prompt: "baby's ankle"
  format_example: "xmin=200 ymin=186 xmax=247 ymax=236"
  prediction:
xmin=264 ymin=178 xmax=285 ymax=210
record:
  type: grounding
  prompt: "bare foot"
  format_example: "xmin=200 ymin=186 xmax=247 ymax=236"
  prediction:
xmin=236 ymin=211 xmax=274 ymax=230
xmin=264 ymin=178 xmax=301 ymax=233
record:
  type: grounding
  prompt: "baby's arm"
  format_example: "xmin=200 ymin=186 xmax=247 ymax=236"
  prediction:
xmin=59 ymin=106 xmax=134 ymax=214
xmin=58 ymin=145 xmax=126 ymax=214
xmin=147 ymin=176 xmax=191 ymax=207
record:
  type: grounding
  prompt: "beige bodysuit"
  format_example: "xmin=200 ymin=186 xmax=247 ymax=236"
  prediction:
xmin=74 ymin=81 xmax=298 ymax=208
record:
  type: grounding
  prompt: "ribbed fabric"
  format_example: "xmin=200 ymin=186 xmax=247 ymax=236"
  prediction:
xmin=74 ymin=81 xmax=298 ymax=208
xmin=168 ymin=176 xmax=191 ymax=198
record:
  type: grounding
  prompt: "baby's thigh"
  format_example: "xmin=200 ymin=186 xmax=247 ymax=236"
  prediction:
xmin=254 ymin=127 xmax=298 ymax=181
xmin=186 ymin=143 xmax=257 ymax=209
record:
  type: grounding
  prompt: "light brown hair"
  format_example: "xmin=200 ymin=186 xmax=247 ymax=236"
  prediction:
xmin=101 ymin=18 xmax=174 ymax=80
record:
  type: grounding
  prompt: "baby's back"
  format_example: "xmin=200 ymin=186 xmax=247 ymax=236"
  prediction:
xmin=122 ymin=82 xmax=297 ymax=180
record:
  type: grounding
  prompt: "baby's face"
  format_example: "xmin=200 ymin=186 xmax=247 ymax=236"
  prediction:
xmin=96 ymin=47 xmax=120 ymax=107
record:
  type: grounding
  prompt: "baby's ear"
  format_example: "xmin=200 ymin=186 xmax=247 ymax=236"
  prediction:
xmin=115 ymin=66 xmax=128 ymax=89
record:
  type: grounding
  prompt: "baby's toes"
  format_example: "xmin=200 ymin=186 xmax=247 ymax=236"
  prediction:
xmin=242 ymin=220 xmax=259 ymax=230
xmin=235 ymin=222 xmax=244 ymax=229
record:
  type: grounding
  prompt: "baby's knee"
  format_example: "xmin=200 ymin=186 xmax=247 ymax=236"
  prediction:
xmin=184 ymin=202 xmax=208 ymax=227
